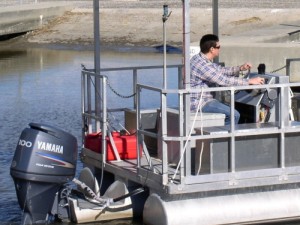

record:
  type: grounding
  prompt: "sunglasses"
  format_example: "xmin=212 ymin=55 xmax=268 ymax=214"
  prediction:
xmin=214 ymin=45 xmax=221 ymax=49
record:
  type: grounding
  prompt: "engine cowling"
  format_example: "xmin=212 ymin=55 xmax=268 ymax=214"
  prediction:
xmin=10 ymin=123 xmax=78 ymax=224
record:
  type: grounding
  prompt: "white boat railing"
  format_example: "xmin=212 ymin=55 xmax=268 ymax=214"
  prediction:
xmin=81 ymin=60 xmax=300 ymax=192
xmin=81 ymin=64 xmax=183 ymax=140
xmin=137 ymin=81 xmax=300 ymax=186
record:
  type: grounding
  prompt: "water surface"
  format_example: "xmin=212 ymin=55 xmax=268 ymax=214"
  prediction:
xmin=1 ymin=41 xmax=300 ymax=225
xmin=0 ymin=43 xmax=180 ymax=224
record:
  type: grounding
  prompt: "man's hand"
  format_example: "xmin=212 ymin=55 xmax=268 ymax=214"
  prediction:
xmin=249 ymin=77 xmax=265 ymax=85
xmin=240 ymin=63 xmax=252 ymax=71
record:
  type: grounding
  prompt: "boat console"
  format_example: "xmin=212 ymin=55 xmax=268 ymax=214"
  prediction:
xmin=235 ymin=72 xmax=287 ymax=123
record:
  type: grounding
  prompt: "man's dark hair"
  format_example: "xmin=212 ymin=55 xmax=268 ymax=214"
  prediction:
xmin=200 ymin=34 xmax=219 ymax=54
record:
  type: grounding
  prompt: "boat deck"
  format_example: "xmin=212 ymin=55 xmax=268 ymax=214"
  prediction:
xmin=81 ymin=147 xmax=179 ymax=187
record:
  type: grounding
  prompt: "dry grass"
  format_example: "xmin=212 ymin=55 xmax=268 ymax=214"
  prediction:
xmin=230 ymin=17 xmax=262 ymax=26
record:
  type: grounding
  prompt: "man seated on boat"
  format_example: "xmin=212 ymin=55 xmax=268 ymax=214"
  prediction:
xmin=190 ymin=34 xmax=264 ymax=125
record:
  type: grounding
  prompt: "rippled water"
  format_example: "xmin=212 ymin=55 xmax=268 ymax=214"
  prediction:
xmin=0 ymin=47 xmax=84 ymax=224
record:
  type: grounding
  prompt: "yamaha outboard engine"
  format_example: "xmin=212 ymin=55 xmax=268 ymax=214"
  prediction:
xmin=10 ymin=123 xmax=78 ymax=224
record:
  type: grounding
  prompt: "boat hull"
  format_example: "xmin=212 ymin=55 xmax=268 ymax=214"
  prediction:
xmin=143 ymin=188 xmax=300 ymax=225
xmin=69 ymin=179 xmax=133 ymax=223
xmin=69 ymin=197 xmax=133 ymax=223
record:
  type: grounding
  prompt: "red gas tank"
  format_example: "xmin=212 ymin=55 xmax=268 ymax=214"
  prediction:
xmin=84 ymin=132 xmax=141 ymax=160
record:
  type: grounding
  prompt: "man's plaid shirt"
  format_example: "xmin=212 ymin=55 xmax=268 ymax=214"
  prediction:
xmin=190 ymin=52 xmax=249 ymax=111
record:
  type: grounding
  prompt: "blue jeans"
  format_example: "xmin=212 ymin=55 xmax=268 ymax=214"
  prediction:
xmin=202 ymin=100 xmax=240 ymax=125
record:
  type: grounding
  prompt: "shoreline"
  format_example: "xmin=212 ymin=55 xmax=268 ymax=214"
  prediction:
xmin=19 ymin=7 xmax=300 ymax=49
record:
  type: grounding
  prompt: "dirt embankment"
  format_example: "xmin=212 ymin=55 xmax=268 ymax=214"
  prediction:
xmin=25 ymin=7 xmax=300 ymax=47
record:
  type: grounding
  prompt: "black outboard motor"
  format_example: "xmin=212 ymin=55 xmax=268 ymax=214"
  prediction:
xmin=10 ymin=123 xmax=77 ymax=224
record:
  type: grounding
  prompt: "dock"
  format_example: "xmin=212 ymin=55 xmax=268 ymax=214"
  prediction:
xmin=0 ymin=2 xmax=73 ymax=37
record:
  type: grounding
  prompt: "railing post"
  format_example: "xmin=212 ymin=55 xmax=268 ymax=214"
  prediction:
xmin=178 ymin=66 xmax=183 ymax=89
xmin=133 ymin=69 xmax=138 ymax=109
xmin=230 ymin=87 xmax=236 ymax=173
xmin=81 ymin=71 xmax=86 ymax=145
xmin=87 ymin=74 xmax=92 ymax=133
xmin=179 ymin=93 xmax=188 ymax=178
xmin=279 ymin=81 xmax=290 ymax=169
xmin=102 ymin=75 xmax=107 ymax=164
xmin=286 ymin=58 xmax=291 ymax=77
xmin=161 ymin=91 xmax=169 ymax=185
xmin=136 ymin=84 xmax=142 ymax=168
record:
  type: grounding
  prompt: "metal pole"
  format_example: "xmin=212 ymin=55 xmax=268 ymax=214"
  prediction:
xmin=183 ymin=0 xmax=191 ymax=177
xmin=94 ymin=0 xmax=101 ymax=75
xmin=212 ymin=0 xmax=219 ymax=36
xmin=93 ymin=0 xmax=101 ymax=132
xmin=212 ymin=0 xmax=219 ymax=64
xmin=162 ymin=5 xmax=170 ymax=89
xmin=183 ymin=0 xmax=190 ymax=88
xmin=162 ymin=5 xmax=171 ymax=181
